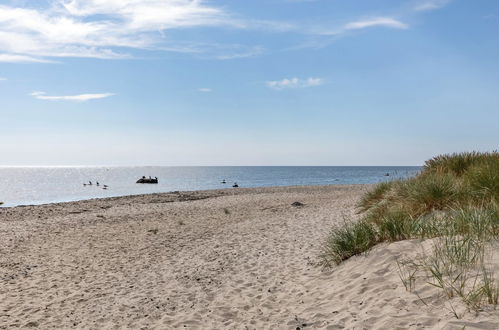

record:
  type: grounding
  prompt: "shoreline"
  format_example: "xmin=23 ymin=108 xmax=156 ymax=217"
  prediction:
xmin=0 ymin=183 xmax=372 ymax=209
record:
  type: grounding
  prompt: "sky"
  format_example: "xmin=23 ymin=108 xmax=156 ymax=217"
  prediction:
xmin=0 ymin=0 xmax=498 ymax=166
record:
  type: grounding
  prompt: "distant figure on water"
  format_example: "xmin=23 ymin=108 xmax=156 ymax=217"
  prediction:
xmin=96 ymin=182 xmax=100 ymax=186
xmin=232 ymin=182 xmax=239 ymax=188
xmin=221 ymin=179 xmax=226 ymax=184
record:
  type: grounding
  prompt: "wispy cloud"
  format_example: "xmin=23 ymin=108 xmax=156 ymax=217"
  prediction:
xmin=266 ymin=77 xmax=324 ymax=90
xmin=30 ymin=91 xmax=115 ymax=101
xmin=0 ymin=54 xmax=56 ymax=63
xmin=0 ymin=0 xmax=234 ymax=61
xmin=344 ymin=17 xmax=409 ymax=30
xmin=414 ymin=0 xmax=452 ymax=12
xmin=0 ymin=77 xmax=6 ymax=81
xmin=216 ymin=46 xmax=265 ymax=60
xmin=198 ymin=88 xmax=212 ymax=92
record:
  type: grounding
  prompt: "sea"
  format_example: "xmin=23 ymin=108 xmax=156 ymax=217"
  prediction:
xmin=0 ymin=166 xmax=421 ymax=207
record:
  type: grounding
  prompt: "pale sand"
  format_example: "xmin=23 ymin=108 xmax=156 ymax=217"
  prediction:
xmin=1 ymin=185 xmax=498 ymax=329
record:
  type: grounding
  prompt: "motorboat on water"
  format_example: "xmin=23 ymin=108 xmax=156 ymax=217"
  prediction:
xmin=136 ymin=176 xmax=159 ymax=184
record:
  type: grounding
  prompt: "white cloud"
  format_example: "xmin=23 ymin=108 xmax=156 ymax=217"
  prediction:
xmin=414 ymin=0 xmax=451 ymax=11
xmin=0 ymin=53 xmax=56 ymax=63
xmin=198 ymin=88 xmax=212 ymax=92
xmin=30 ymin=91 xmax=115 ymax=101
xmin=0 ymin=77 xmax=6 ymax=81
xmin=266 ymin=77 xmax=324 ymax=90
xmin=344 ymin=18 xmax=408 ymax=30
xmin=216 ymin=46 xmax=265 ymax=60
xmin=0 ymin=1 xmax=233 ymax=61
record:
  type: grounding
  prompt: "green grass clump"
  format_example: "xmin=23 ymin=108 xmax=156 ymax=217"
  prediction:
xmin=423 ymin=151 xmax=499 ymax=177
xmin=322 ymin=151 xmax=499 ymax=311
xmin=358 ymin=181 xmax=394 ymax=213
xmin=464 ymin=159 xmax=499 ymax=201
xmin=322 ymin=220 xmax=378 ymax=266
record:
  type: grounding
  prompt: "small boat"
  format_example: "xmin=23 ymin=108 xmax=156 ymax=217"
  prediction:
xmin=232 ymin=183 xmax=239 ymax=188
xmin=221 ymin=179 xmax=226 ymax=184
xmin=136 ymin=176 xmax=158 ymax=184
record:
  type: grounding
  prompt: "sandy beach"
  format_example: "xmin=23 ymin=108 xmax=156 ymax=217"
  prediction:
xmin=1 ymin=185 xmax=498 ymax=329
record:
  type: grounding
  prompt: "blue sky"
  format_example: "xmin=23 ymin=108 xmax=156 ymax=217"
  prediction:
xmin=0 ymin=0 xmax=498 ymax=166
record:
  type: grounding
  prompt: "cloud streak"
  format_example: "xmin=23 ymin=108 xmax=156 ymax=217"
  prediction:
xmin=0 ymin=53 xmax=56 ymax=63
xmin=30 ymin=91 xmax=115 ymax=101
xmin=344 ymin=18 xmax=408 ymax=30
xmin=414 ymin=0 xmax=452 ymax=11
xmin=266 ymin=77 xmax=324 ymax=90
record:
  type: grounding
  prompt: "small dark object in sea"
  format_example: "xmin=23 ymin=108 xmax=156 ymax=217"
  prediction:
xmin=137 ymin=176 xmax=158 ymax=184
xmin=291 ymin=202 xmax=305 ymax=207
xmin=384 ymin=173 xmax=390 ymax=176
xmin=232 ymin=183 xmax=239 ymax=188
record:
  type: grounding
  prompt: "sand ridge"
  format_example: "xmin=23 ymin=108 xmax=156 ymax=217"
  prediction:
xmin=1 ymin=185 xmax=498 ymax=329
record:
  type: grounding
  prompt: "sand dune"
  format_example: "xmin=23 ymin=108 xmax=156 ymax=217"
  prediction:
xmin=1 ymin=185 xmax=498 ymax=329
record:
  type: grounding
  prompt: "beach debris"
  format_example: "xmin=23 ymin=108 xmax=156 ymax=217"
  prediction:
xmin=291 ymin=202 xmax=305 ymax=207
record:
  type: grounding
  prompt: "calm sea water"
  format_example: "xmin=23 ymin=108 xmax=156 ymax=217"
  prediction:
xmin=0 ymin=166 xmax=420 ymax=207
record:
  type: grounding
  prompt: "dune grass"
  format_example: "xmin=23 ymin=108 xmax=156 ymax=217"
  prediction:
xmin=322 ymin=151 xmax=499 ymax=311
